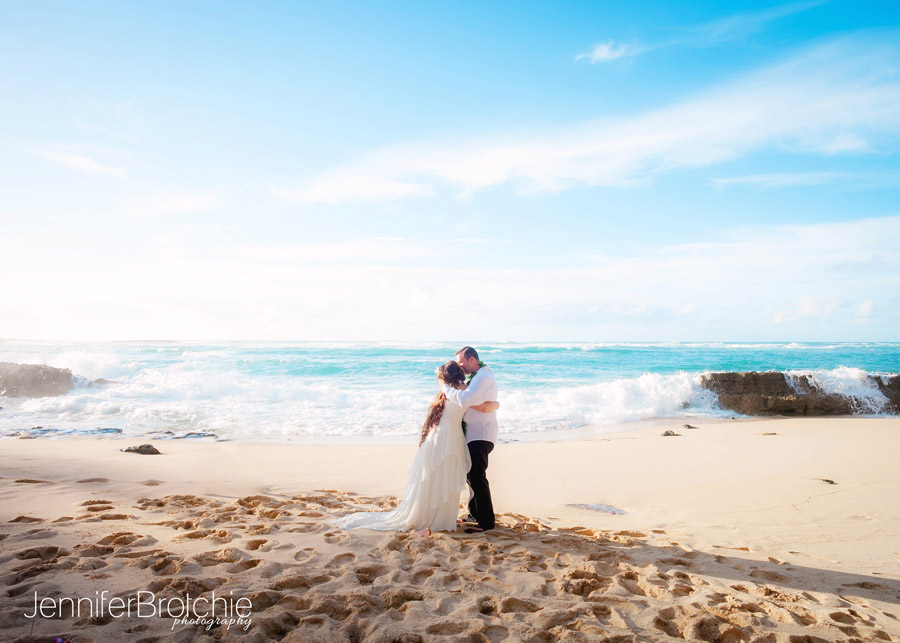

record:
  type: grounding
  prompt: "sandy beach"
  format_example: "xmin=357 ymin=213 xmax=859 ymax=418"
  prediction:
xmin=1 ymin=417 xmax=898 ymax=642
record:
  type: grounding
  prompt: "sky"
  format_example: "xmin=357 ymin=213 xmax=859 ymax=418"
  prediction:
xmin=1 ymin=0 xmax=899 ymax=342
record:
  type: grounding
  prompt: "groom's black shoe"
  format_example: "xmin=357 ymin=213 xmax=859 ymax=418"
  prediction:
xmin=457 ymin=514 xmax=477 ymax=524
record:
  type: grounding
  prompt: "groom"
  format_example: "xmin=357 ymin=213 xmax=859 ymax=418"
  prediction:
xmin=439 ymin=346 xmax=498 ymax=533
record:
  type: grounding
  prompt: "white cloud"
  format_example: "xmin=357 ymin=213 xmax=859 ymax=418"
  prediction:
xmin=230 ymin=237 xmax=435 ymax=264
xmin=575 ymin=1 xmax=827 ymax=65
xmin=711 ymin=170 xmax=900 ymax=190
xmin=855 ymin=299 xmax=873 ymax=324
xmin=2 ymin=214 xmax=897 ymax=341
xmin=680 ymin=0 xmax=828 ymax=47
xmin=279 ymin=32 xmax=900 ymax=204
xmin=117 ymin=191 xmax=221 ymax=217
xmin=575 ymin=41 xmax=635 ymax=63
xmin=276 ymin=174 xmax=434 ymax=205
xmin=774 ymin=296 xmax=839 ymax=323
xmin=26 ymin=148 xmax=129 ymax=180
xmin=710 ymin=171 xmax=847 ymax=189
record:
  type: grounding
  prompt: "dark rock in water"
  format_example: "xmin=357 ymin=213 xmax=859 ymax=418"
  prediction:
xmin=0 ymin=362 xmax=74 ymax=397
xmin=874 ymin=374 xmax=900 ymax=412
xmin=699 ymin=371 xmax=895 ymax=417
xmin=121 ymin=444 xmax=161 ymax=455
xmin=174 ymin=431 xmax=218 ymax=439
xmin=661 ymin=430 xmax=681 ymax=437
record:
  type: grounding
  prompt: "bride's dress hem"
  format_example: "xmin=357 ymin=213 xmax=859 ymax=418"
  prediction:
xmin=334 ymin=400 xmax=472 ymax=533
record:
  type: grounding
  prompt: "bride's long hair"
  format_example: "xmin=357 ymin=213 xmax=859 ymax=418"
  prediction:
xmin=420 ymin=361 xmax=466 ymax=446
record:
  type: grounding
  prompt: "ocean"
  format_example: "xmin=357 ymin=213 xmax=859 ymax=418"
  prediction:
xmin=0 ymin=341 xmax=897 ymax=442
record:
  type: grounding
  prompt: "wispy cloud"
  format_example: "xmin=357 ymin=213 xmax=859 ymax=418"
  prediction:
xmin=710 ymin=171 xmax=848 ymax=189
xmin=855 ymin=299 xmax=873 ymax=323
xmin=230 ymin=237 xmax=435 ymax=264
xmin=116 ymin=191 xmax=221 ymax=217
xmin=275 ymin=175 xmax=434 ymax=205
xmin=711 ymin=170 xmax=900 ymax=190
xmin=280 ymin=32 xmax=900 ymax=204
xmin=24 ymin=147 xmax=130 ymax=180
xmin=576 ymin=0 xmax=827 ymax=64
xmin=774 ymin=296 xmax=838 ymax=323
xmin=680 ymin=0 xmax=829 ymax=47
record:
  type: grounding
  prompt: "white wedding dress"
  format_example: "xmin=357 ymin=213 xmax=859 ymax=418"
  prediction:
xmin=335 ymin=399 xmax=472 ymax=532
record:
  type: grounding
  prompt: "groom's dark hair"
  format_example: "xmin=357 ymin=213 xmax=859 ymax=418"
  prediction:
xmin=455 ymin=346 xmax=478 ymax=361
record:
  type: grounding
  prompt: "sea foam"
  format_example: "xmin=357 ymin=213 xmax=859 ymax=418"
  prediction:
xmin=1 ymin=341 xmax=897 ymax=441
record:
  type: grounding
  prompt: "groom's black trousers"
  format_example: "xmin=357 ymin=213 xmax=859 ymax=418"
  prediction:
xmin=467 ymin=440 xmax=495 ymax=530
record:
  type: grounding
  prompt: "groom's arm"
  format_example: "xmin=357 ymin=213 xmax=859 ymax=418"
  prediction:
xmin=440 ymin=373 xmax=492 ymax=409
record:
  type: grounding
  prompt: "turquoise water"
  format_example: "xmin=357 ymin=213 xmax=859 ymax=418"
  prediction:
xmin=0 ymin=341 xmax=897 ymax=440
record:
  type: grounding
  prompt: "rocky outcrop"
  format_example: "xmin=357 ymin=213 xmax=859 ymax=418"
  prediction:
xmin=874 ymin=375 xmax=900 ymax=412
xmin=700 ymin=371 xmax=899 ymax=416
xmin=0 ymin=362 xmax=74 ymax=397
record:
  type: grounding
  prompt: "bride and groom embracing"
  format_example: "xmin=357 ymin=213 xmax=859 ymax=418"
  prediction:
xmin=336 ymin=346 xmax=499 ymax=535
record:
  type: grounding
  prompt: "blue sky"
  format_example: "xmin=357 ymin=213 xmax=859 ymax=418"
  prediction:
xmin=1 ymin=0 xmax=899 ymax=341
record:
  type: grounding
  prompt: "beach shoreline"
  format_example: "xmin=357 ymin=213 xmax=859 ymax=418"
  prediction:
xmin=1 ymin=416 xmax=898 ymax=641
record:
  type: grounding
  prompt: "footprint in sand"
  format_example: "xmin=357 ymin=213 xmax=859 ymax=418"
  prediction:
xmin=563 ymin=568 xmax=609 ymax=597
xmin=193 ymin=548 xmax=241 ymax=567
xmin=353 ymin=564 xmax=385 ymax=585
xmin=425 ymin=620 xmax=468 ymax=635
xmin=227 ymin=559 xmax=261 ymax=573
xmin=6 ymin=581 xmax=41 ymax=598
xmin=293 ymin=548 xmax=316 ymax=563
xmin=74 ymin=557 xmax=108 ymax=571
xmin=441 ymin=572 xmax=463 ymax=591
xmin=327 ymin=552 xmax=356 ymax=567
xmin=288 ymin=521 xmax=318 ymax=533
xmin=14 ymin=545 xmax=65 ymax=562
xmin=99 ymin=532 xmax=157 ymax=547
xmin=380 ymin=587 xmax=424 ymax=609
xmin=499 ymin=596 xmax=542 ymax=613
xmin=76 ymin=477 xmax=110 ymax=483
xmin=412 ymin=566 xmax=436 ymax=584
xmin=653 ymin=606 xmax=684 ymax=638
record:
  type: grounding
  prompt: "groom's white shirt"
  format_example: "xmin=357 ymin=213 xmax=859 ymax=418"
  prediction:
xmin=440 ymin=365 xmax=498 ymax=444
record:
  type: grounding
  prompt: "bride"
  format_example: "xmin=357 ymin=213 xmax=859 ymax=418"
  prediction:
xmin=335 ymin=361 xmax=499 ymax=533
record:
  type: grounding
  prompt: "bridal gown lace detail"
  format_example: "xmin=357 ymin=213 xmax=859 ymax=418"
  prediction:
xmin=334 ymin=399 xmax=472 ymax=532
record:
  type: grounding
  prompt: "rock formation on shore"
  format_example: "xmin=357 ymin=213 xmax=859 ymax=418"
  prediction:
xmin=701 ymin=371 xmax=900 ymax=416
xmin=0 ymin=362 xmax=75 ymax=397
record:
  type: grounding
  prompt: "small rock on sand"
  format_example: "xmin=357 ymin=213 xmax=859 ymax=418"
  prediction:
xmin=121 ymin=444 xmax=161 ymax=455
